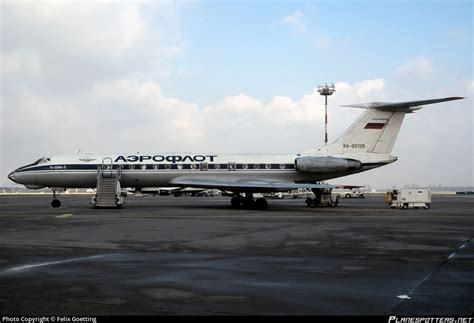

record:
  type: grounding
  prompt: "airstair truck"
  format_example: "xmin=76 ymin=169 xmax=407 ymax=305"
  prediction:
xmin=385 ymin=189 xmax=431 ymax=209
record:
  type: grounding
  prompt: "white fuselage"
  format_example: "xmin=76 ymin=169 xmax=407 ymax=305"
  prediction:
xmin=8 ymin=152 xmax=394 ymax=190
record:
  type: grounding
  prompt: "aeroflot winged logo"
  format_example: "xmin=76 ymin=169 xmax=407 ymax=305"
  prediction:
xmin=115 ymin=155 xmax=218 ymax=163
xmin=78 ymin=157 xmax=96 ymax=162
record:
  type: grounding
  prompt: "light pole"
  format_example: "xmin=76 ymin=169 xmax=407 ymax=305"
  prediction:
xmin=317 ymin=83 xmax=336 ymax=145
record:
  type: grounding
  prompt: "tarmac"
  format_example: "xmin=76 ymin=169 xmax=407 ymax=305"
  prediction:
xmin=0 ymin=194 xmax=473 ymax=315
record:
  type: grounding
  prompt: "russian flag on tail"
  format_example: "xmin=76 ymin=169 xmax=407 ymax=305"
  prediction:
xmin=364 ymin=118 xmax=388 ymax=129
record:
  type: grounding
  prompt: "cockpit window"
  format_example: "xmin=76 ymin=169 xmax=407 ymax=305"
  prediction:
xmin=34 ymin=157 xmax=51 ymax=165
xmin=18 ymin=157 xmax=51 ymax=171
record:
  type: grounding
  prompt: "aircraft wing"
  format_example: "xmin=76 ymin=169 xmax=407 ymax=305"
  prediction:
xmin=128 ymin=187 xmax=208 ymax=195
xmin=169 ymin=176 xmax=334 ymax=193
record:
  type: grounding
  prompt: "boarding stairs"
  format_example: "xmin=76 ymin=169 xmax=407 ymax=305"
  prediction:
xmin=93 ymin=158 xmax=124 ymax=208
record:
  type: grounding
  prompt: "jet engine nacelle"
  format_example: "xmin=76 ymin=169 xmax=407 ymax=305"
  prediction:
xmin=295 ymin=156 xmax=361 ymax=174
xmin=24 ymin=184 xmax=46 ymax=189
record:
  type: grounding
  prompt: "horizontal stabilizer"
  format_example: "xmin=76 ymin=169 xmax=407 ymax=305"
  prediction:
xmin=170 ymin=176 xmax=335 ymax=193
xmin=342 ymin=97 xmax=464 ymax=112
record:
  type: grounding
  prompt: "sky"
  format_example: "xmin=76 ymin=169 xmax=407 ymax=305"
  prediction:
xmin=0 ymin=0 xmax=473 ymax=188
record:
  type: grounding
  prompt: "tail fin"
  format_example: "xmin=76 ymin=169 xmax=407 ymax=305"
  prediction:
xmin=334 ymin=109 xmax=405 ymax=154
xmin=329 ymin=97 xmax=463 ymax=155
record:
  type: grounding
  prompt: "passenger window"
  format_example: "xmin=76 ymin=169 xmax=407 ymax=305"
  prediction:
xmin=200 ymin=162 xmax=208 ymax=171
xmin=228 ymin=162 xmax=236 ymax=171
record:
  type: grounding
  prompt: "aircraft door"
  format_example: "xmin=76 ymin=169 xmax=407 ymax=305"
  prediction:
xmin=101 ymin=157 xmax=113 ymax=178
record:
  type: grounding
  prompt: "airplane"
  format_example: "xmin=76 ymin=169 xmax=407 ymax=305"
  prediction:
xmin=8 ymin=97 xmax=464 ymax=209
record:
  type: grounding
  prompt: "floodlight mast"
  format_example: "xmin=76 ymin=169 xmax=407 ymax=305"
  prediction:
xmin=317 ymin=83 xmax=336 ymax=145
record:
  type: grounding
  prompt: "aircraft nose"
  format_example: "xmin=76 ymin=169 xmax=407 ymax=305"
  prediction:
xmin=8 ymin=171 xmax=17 ymax=183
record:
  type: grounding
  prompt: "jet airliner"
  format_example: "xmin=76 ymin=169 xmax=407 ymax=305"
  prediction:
xmin=8 ymin=97 xmax=464 ymax=209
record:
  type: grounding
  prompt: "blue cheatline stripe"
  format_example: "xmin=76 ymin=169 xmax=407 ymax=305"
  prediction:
xmin=16 ymin=163 xmax=296 ymax=173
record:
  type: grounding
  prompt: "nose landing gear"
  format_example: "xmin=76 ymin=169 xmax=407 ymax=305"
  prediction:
xmin=51 ymin=189 xmax=62 ymax=208
xmin=52 ymin=199 xmax=61 ymax=208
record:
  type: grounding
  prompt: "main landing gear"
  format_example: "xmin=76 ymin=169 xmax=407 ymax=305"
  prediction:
xmin=231 ymin=193 xmax=268 ymax=210
xmin=51 ymin=189 xmax=61 ymax=208
xmin=305 ymin=188 xmax=338 ymax=207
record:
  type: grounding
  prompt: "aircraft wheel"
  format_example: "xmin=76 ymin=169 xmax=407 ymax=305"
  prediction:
xmin=255 ymin=198 xmax=268 ymax=210
xmin=51 ymin=199 xmax=61 ymax=208
xmin=424 ymin=204 xmax=430 ymax=209
xmin=345 ymin=194 xmax=351 ymax=198
xmin=242 ymin=197 xmax=256 ymax=209
xmin=231 ymin=196 xmax=242 ymax=208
